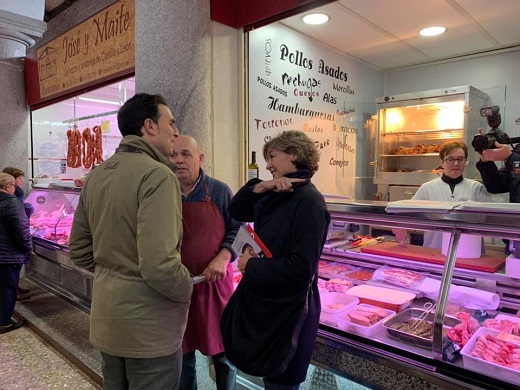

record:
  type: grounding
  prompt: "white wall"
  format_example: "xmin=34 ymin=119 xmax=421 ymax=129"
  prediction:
xmin=212 ymin=22 xmax=243 ymax=192
xmin=385 ymin=49 xmax=520 ymax=136
xmin=248 ymin=23 xmax=384 ymax=197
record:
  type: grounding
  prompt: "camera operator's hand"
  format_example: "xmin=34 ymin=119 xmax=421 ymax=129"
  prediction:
xmin=481 ymin=141 xmax=512 ymax=162
xmin=476 ymin=128 xmax=490 ymax=162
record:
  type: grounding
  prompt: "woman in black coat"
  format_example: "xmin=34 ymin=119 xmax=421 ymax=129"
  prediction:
xmin=0 ymin=173 xmax=32 ymax=334
xmin=228 ymin=130 xmax=330 ymax=389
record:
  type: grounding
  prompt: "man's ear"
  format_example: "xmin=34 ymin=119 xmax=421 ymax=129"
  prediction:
xmin=199 ymin=152 xmax=205 ymax=165
xmin=142 ymin=118 xmax=155 ymax=136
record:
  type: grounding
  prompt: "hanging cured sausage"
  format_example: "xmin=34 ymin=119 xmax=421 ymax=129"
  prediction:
xmin=82 ymin=127 xmax=95 ymax=169
xmin=93 ymin=125 xmax=104 ymax=165
xmin=66 ymin=127 xmax=82 ymax=168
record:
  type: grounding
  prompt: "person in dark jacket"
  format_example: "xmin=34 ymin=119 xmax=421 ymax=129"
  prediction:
xmin=476 ymin=140 xmax=520 ymax=203
xmin=0 ymin=173 xmax=33 ymax=334
xmin=2 ymin=167 xmax=33 ymax=300
xmin=228 ymin=130 xmax=330 ymax=390
xmin=476 ymin=139 xmax=520 ymax=254
xmin=2 ymin=167 xmax=26 ymax=203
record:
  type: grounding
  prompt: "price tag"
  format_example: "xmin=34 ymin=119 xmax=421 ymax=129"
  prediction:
xmin=101 ymin=120 xmax=111 ymax=133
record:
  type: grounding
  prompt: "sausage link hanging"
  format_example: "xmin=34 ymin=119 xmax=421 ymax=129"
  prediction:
xmin=66 ymin=127 xmax=82 ymax=168
xmin=82 ymin=127 xmax=95 ymax=169
xmin=93 ymin=125 xmax=104 ymax=164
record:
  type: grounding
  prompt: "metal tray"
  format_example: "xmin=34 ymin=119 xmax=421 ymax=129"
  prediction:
xmin=382 ymin=308 xmax=460 ymax=349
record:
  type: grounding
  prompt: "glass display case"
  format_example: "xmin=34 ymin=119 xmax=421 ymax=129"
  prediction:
xmin=26 ymin=185 xmax=80 ymax=248
xmin=314 ymin=199 xmax=520 ymax=390
xmin=374 ymin=86 xmax=488 ymax=200
xmin=25 ymin=185 xmax=92 ymax=304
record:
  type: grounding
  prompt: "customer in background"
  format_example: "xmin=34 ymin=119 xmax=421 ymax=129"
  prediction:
xmin=1 ymin=167 xmax=32 ymax=300
xmin=412 ymin=141 xmax=489 ymax=248
xmin=228 ymin=130 xmax=330 ymax=390
xmin=0 ymin=173 xmax=32 ymax=334
xmin=170 ymin=135 xmax=240 ymax=390
xmin=69 ymin=93 xmax=192 ymax=390
xmin=2 ymin=167 xmax=26 ymax=202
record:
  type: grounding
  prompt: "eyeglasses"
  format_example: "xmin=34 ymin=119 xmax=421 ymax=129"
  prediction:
xmin=444 ymin=157 xmax=467 ymax=164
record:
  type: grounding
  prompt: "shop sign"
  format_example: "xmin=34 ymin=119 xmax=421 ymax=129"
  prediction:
xmin=36 ymin=0 xmax=135 ymax=99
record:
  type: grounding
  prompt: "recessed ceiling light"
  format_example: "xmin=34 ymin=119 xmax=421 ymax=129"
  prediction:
xmin=302 ymin=13 xmax=329 ymax=25
xmin=419 ymin=26 xmax=447 ymax=37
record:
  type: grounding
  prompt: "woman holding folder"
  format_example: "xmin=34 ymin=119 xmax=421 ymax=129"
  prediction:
xmin=226 ymin=130 xmax=330 ymax=390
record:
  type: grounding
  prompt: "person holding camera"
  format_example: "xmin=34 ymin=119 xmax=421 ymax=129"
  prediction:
xmin=473 ymin=105 xmax=520 ymax=202
xmin=476 ymin=137 xmax=520 ymax=203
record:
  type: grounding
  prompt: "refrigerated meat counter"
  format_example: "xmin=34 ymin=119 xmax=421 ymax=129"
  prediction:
xmin=25 ymin=185 xmax=93 ymax=306
xmin=24 ymin=186 xmax=520 ymax=389
xmin=312 ymin=199 xmax=520 ymax=390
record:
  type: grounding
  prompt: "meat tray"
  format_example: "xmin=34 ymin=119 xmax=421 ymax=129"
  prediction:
xmin=460 ymin=327 xmax=520 ymax=386
xmin=382 ymin=308 xmax=460 ymax=349
xmin=335 ymin=304 xmax=396 ymax=337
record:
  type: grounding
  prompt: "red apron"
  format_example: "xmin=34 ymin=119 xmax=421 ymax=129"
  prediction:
xmin=181 ymin=182 xmax=234 ymax=356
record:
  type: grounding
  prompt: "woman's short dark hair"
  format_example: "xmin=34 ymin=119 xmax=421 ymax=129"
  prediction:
xmin=262 ymin=130 xmax=320 ymax=172
xmin=440 ymin=141 xmax=468 ymax=160
xmin=117 ymin=93 xmax=168 ymax=137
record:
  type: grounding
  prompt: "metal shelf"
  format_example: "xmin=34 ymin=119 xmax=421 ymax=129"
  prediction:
xmin=382 ymin=128 xmax=463 ymax=136
xmin=380 ymin=154 xmax=439 ymax=157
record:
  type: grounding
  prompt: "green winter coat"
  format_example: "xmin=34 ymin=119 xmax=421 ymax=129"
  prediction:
xmin=69 ymin=135 xmax=192 ymax=358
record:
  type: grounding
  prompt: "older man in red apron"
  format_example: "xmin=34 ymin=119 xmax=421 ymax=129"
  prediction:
xmin=171 ymin=135 xmax=240 ymax=390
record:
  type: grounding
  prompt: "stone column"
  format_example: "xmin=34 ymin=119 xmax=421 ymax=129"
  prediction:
xmin=135 ymin=0 xmax=212 ymax=168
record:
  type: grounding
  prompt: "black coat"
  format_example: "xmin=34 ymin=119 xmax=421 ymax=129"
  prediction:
xmin=0 ymin=191 xmax=32 ymax=264
xmin=477 ymin=152 xmax=520 ymax=202
xmin=228 ymin=172 xmax=330 ymax=385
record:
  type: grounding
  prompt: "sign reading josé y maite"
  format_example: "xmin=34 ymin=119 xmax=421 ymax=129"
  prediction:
xmin=37 ymin=0 xmax=135 ymax=99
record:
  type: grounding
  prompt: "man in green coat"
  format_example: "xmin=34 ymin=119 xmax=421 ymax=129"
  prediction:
xmin=70 ymin=93 xmax=192 ymax=390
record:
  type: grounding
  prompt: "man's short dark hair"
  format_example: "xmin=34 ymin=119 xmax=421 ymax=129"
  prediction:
xmin=2 ymin=167 xmax=25 ymax=179
xmin=117 ymin=93 xmax=168 ymax=137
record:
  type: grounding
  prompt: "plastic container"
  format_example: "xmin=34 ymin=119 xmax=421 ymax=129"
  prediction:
xmin=321 ymin=292 xmax=359 ymax=315
xmin=343 ymin=268 xmax=375 ymax=282
xmin=320 ymin=292 xmax=359 ymax=327
xmin=460 ymin=327 xmax=520 ymax=386
xmin=441 ymin=233 xmax=482 ymax=258
xmin=335 ymin=304 xmax=395 ymax=337
xmin=371 ymin=265 xmax=426 ymax=290
xmin=345 ymin=285 xmax=416 ymax=312
xmin=482 ymin=313 xmax=520 ymax=333
xmin=318 ymin=261 xmax=357 ymax=279
xmin=506 ymin=255 xmax=520 ymax=279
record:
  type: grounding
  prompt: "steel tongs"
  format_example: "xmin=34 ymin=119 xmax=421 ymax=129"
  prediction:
xmin=410 ymin=302 xmax=437 ymax=330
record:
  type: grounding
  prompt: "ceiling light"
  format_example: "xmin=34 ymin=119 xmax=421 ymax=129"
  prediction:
xmin=419 ymin=26 xmax=447 ymax=37
xmin=77 ymin=97 xmax=121 ymax=106
xmin=302 ymin=13 xmax=329 ymax=25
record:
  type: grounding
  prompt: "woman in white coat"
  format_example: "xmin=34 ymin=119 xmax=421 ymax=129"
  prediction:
xmin=412 ymin=141 xmax=489 ymax=248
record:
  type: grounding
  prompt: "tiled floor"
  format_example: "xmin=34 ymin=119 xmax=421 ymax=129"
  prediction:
xmin=7 ymin=279 xmax=370 ymax=390
xmin=0 ymin=325 xmax=99 ymax=389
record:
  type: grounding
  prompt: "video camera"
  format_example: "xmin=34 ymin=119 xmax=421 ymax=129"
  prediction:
xmin=472 ymin=106 xmax=520 ymax=153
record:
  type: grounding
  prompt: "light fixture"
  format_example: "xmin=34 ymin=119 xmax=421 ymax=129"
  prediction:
xmin=419 ymin=26 xmax=447 ymax=37
xmin=302 ymin=13 xmax=329 ymax=25
xmin=77 ymin=97 xmax=121 ymax=106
